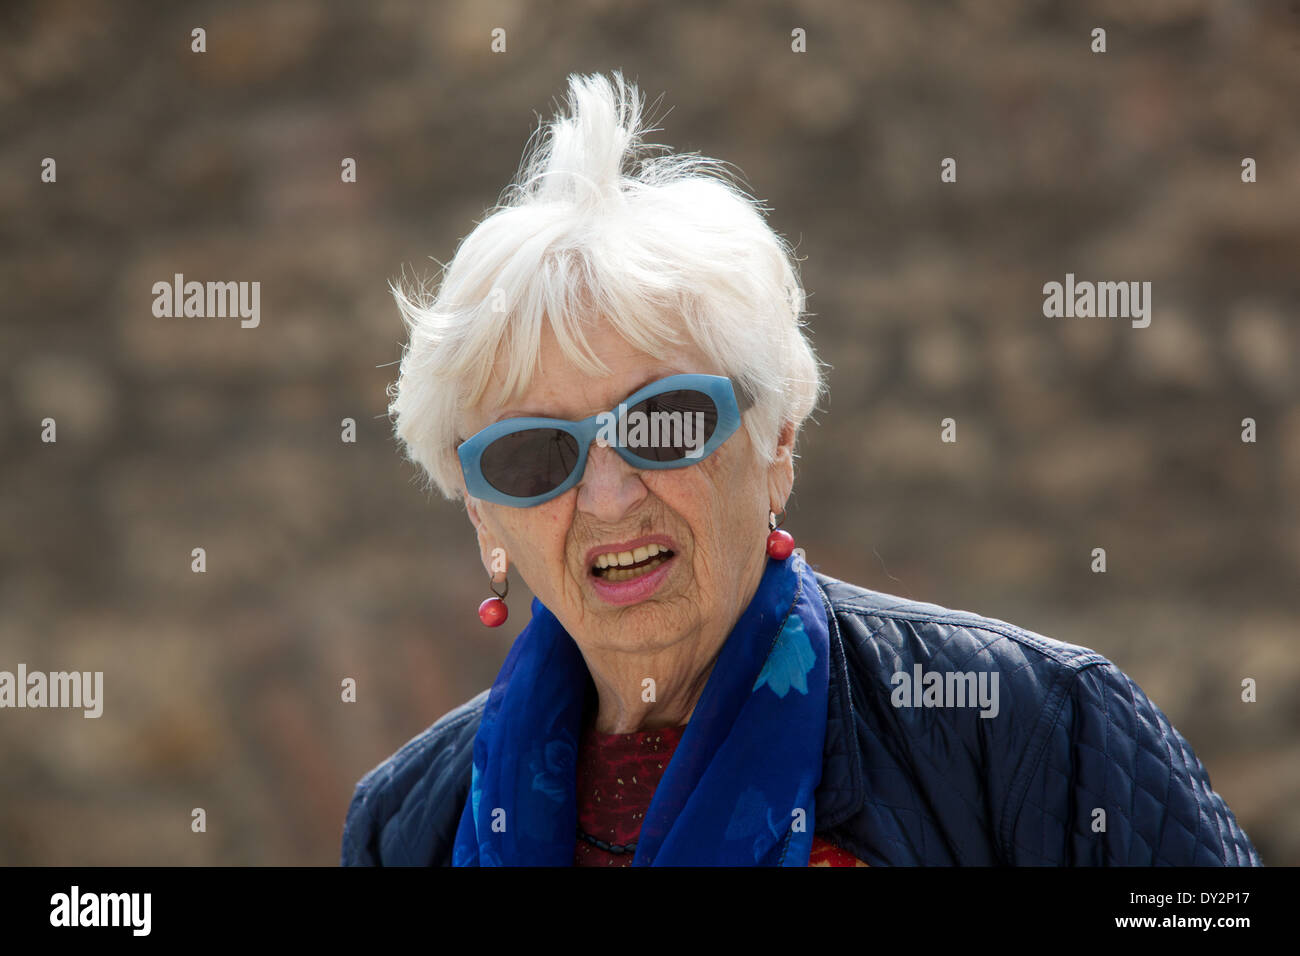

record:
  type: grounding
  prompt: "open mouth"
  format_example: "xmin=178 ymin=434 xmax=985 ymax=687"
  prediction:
xmin=591 ymin=544 xmax=676 ymax=583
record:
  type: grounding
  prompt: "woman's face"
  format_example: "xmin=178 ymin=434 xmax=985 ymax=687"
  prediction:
xmin=460 ymin=321 xmax=793 ymax=656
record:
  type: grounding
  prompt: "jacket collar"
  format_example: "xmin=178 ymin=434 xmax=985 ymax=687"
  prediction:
xmin=812 ymin=575 xmax=867 ymax=830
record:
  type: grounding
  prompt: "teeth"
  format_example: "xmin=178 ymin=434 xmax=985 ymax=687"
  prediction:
xmin=602 ymin=555 xmax=667 ymax=582
xmin=592 ymin=544 xmax=672 ymax=574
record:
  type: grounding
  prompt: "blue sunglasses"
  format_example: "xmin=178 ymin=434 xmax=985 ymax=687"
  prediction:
xmin=457 ymin=373 xmax=745 ymax=507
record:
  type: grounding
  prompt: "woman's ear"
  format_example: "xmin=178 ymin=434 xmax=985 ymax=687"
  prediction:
xmin=766 ymin=419 xmax=797 ymax=514
xmin=464 ymin=493 xmax=485 ymax=535
xmin=465 ymin=496 xmax=509 ymax=581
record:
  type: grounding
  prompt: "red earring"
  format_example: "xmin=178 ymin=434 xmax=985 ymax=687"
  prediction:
xmin=478 ymin=574 xmax=509 ymax=627
xmin=766 ymin=510 xmax=795 ymax=560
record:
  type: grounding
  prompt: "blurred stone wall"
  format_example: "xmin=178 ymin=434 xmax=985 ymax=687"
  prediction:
xmin=0 ymin=0 xmax=1296 ymax=864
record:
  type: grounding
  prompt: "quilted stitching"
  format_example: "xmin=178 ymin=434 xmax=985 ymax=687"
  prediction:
xmin=1009 ymin=663 xmax=1261 ymax=865
xmin=342 ymin=691 xmax=486 ymax=865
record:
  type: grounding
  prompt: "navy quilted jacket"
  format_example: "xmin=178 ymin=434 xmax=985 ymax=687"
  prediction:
xmin=341 ymin=572 xmax=1262 ymax=866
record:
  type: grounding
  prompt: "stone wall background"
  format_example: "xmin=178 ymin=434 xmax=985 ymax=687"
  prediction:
xmin=1 ymin=0 xmax=1296 ymax=864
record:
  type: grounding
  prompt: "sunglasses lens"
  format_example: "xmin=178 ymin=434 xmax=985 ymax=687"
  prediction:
xmin=480 ymin=428 xmax=580 ymax=499
xmin=623 ymin=389 xmax=720 ymax=462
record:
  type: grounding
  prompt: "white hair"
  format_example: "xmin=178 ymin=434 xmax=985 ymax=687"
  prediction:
xmin=388 ymin=70 xmax=824 ymax=500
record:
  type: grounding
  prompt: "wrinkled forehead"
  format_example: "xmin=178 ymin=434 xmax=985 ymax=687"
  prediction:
xmin=459 ymin=315 xmax=720 ymax=435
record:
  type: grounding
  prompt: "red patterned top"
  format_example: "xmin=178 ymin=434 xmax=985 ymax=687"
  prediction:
xmin=573 ymin=719 xmax=868 ymax=867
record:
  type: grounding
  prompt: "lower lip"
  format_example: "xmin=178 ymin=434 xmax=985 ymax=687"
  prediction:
xmin=589 ymin=554 xmax=677 ymax=606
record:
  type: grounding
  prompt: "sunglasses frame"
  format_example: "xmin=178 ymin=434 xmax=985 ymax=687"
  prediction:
xmin=457 ymin=373 xmax=745 ymax=508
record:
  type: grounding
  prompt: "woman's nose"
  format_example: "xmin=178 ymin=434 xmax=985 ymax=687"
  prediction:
xmin=575 ymin=442 xmax=648 ymax=523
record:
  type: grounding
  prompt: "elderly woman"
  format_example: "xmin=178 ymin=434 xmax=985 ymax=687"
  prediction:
xmin=342 ymin=72 xmax=1261 ymax=867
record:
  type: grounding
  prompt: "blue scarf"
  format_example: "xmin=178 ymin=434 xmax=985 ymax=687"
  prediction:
xmin=452 ymin=552 xmax=829 ymax=866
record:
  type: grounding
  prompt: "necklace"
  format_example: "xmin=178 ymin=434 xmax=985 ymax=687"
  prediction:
xmin=577 ymin=827 xmax=636 ymax=855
